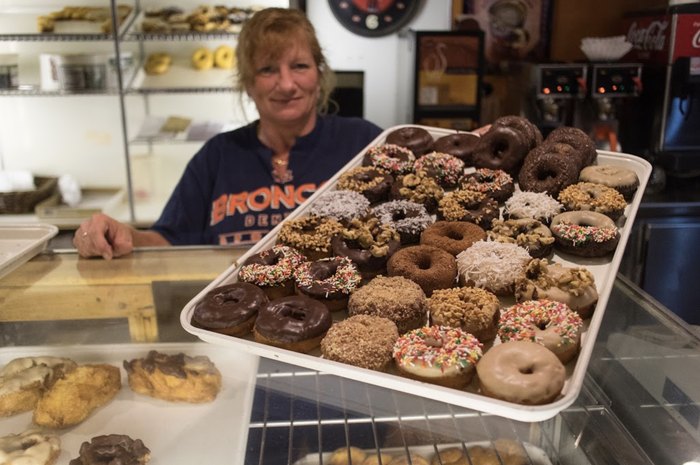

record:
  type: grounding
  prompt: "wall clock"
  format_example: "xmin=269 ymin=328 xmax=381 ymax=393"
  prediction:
xmin=328 ymin=1 xmax=421 ymax=38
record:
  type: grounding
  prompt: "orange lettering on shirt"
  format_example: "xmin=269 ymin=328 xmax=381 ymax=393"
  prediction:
xmin=294 ymin=183 xmax=316 ymax=204
xmin=227 ymin=192 xmax=249 ymax=216
xmin=271 ymin=184 xmax=297 ymax=210
xmin=210 ymin=194 xmax=228 ymax=225
xmin=248 ymin=187 xmax=271 ymax=211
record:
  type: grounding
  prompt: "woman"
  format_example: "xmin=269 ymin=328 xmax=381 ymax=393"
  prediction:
xmin=74 ymin=8 xmax=382 ymax=259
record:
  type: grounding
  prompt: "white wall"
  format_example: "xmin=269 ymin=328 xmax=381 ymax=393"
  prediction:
xmin=306 ymin=1 xmax=452 ymax=129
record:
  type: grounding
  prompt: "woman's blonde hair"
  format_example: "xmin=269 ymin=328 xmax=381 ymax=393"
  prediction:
xmin=235 ymin=8 xmax=335 ymax=114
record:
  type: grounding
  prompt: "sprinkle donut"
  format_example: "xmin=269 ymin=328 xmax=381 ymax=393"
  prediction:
xmin=476 ymin=340 xmax=566 ymax=405
xmin=362 ymin=143 xmax=416 ymax=175
xmin=393 ymin=325 xmax=483 ymax=389
xmin=550 ymin=210 xmax=620 ymax=257
xmin=437 ymin=190 xmax=499 ymax=230
xmin=277 ymin=216 xmax=344 ymax=261
xmin=294 ymin=256 xmax=361 ymax=312
xmin=238 ymin=245 xmax=306 ymax=299
xmin=503 ymin=191 xmax=563 ymax=225
xmin=558 ymin=182 xmax=628 ymax=221
xmin=372 ymin=199 xmax=433 ymax=245
xmin=414 ymin=152 xmax=465 ymax=188
xmin=460 ymin=168 xmax=515 ymax=202
xmin=487 ymin=218 xmax=555 ymax=258
xmin=308 ymin=190 xmax=370 ymax=224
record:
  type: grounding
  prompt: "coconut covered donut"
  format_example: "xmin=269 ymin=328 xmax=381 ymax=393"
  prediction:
xmin=390 ymin=171 xmax=444 ymax=214
xmin=515 ymin=259 xmax=599 ymax=319
xmin=558 ymin=182 xmax=628 ymax=221
xmin=362 ymin=143 xmax=416 ymax=176
xmin=503 ymin=191 xmax=563 ymax=225
xmin=550 ymin=210 xmax=620 ymax=257
xmin=307 ymin=189 xmax=370 ymax=224
xmin=498 ymin=299 xmax=583 ymax=363
xmin=427 ymin=287 xmax=501 ymax=343
xmin=487 ymin=218 xmax=555 ymax=259
xmin=437 ymin=190 xmax=499 ymax=230
xmin=393 ymin=326 xmax=483 ymax=389
xmin=387 ymin=244 xmax=457 ymax=297
xmin=456 ymin=240 xmax=531 ymax=295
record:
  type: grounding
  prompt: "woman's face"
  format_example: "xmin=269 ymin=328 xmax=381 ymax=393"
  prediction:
xmin=247 ymin=43 xmax=320 ymax=127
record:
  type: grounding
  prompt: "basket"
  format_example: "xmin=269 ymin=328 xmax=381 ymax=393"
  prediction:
xmin=0 ymin=176 xmax=59 ymax=214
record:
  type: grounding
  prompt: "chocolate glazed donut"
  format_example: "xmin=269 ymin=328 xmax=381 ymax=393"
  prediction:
xmin=471 ymin=125 xmax=529 ymax=176
xmin=192 ymin=282 xmax=268 ymax=336
xmin=385 ymin=126 xmax=434 ymax=156
xmin=431 ymin=132 xmax=480 ymax=164
xmin=253 ymin=295 xmax=332 ymax=353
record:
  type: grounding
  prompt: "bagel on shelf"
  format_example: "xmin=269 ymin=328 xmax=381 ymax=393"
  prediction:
xmin=214 ymin=45 xmax=236 ymax=69
xmin=191 ymin=47 xmax=214 ymax=71
xmin=144 ymin=52 xmax=172 ymax=75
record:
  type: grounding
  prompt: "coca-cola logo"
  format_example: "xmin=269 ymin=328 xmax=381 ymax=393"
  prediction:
xmin=627 ymin=20 xmax=668 ymax=51
xmin=693 ymin=29 xmax=700 ymax=48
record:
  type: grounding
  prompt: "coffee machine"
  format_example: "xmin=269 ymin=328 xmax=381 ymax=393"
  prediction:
xmin=526 ymin=63 xmax=587 ymax=137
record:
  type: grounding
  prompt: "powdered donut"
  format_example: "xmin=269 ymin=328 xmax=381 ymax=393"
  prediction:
xmin=503 ymin=191 xmax=563 ymax=225
xmin=456 ymin=240 xmax=531 ymax=295
xmin=420 ymin=221 xmax=486 ymax=256
xmin=427 ymin=286 xmax=500 ymax=343
xmin=320 ymin=314 xmax=399 ymax=371
xmin=387 ymin=245 xmax=457 ymax=296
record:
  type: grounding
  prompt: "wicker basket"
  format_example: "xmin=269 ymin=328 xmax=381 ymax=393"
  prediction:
xmin=0 ymin=176 xmax=58 ymax=214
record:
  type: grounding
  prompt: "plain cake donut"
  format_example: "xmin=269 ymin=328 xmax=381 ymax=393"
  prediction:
xmin=420 ymin=221 xmax=486 ymax=256
xmin=476 ymin=340 xmax=566 ymax=405
xmin=387 ymin=244 xmax=457 ymax=296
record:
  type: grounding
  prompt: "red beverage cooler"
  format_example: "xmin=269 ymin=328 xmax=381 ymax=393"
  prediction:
xmin=621 ymin=4 xmax=700 ymax=172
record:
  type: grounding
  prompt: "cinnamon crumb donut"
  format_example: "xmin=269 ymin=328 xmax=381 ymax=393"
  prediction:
xmin=372 ymin=199 xmax=433 ymax=245
xmin=387 ymin=245 xmax=457 ymax=296
xmin=503 ymin=191 xmax=563 ymax=225
xmin=331 ymin=217 xmax=401 ymax=279
xmin=518 ymin=143 xmax=581 ymax=197
xmin=348 ymin=276 xmax=427 ymax=334
xmin=308 ymin=189 xmax=370 ymax=224
xmin=460 ymin=168 xmax=515 ymax=203
xmin=362 ymin=143 xmax=416 ymax=176
xmin=336 ymin=166 xmax=394 ymax=204
xmin=456 ymin=240 xmax=531 ymax=295
xmin=515 ymin=258 xmax=599 ymax=319
xmin=277 ymin=216 xmax=344 ymax=261
xmin=428 ymin=287 xmax=500 ymax=343
xmin=437 ymin=190 xmax=499 ymax=230
xmin=320 ymin=314 xmax=399 ymax=371
xmin=420 ymin=221 xmax=486 ymax=256
xmin=431 ymin=132 xmax=479 ymax=164
xmin=487 ymin=218 xmax=555 ymax=258
xmin=550 ymin=210 xmax=620 ymax=257
xmin=557 ymin=182 xmax=627 ymax=221
xmin=385 ymin=126 xmax=434 ymax=156
xmin=390 ymin=171 xmax=444 ymax=214
xmin=414 ymin=152 xmax=465 ymax=188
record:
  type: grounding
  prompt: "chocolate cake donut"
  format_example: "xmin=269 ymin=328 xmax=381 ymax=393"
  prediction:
xmin=387 ymin=244 xmax=458 ymax=296
xmin=545 ymin=126 xmax=597 ymax=169
xmin=420 ymin=220 xmax=486 ymax=256
xmin=472 ymin=125 xmax=530 ymax=176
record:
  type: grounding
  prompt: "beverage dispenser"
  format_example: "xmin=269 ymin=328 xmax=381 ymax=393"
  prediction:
xmin=527 ymin=63 xmax=587 ymax=137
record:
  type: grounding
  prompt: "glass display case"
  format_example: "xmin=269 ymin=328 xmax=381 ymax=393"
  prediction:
xmin=1 ymin=246 xmax=698 ymax=465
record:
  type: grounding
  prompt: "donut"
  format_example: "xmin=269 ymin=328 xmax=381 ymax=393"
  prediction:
xmin=331 ymin=217 xmax=401 ymax=279
xmin=0 ymin=430 xmax=61 ymax=465
xmin=277 ymin=215 xmax=344 ymax=260
xmin=0 ymin=357 xmax=77 ymax=417
xmin=253 ymin=295 xmax=332 ymax=353
xmin=487 ymin=218 xmax=555 ymax=258
xmin=420 ymin=221 xmax=486 ymax=256
xmin=498 ymin=299 xmax=583 ymax=363
xmin=385 ymin=126 xmax=434 ymax=156
xmin=517 ymin=142 xmax=581 ymax=197
xmin=238 ymin=245 xmax=306 ymax=300
xmin=69 ymin=435 xmax=150 ymax=465
xmin=387 ymin=245 xmax=457 ymax=296
xmin=33 ymin=364 xmax=121 ymax=428
xmin=457 ymin=440 xmax=529 ymax=465
xmin=557 ymin=181 xmax=628 ymax=220
xmin=427 ymin=287 xmax=500 ymax=343
xmin=471 ymin=125 xmax=530 ymax=175
xmin=191 ymin=47 xmax=214 ymax=70
xmin=456 ymin=240 xmax=531 ymax=295
xmin=492 ymin=114 xmax=543 ymax=151
xmin=579 ymin=164 xmax=639 ymax=201
xmin=460 ymin=168 xmax=514 ymax=203
xmin=431 ymin=447 xmax=468 ymax=465
xmin=476 ymin=340 xmax=566 ymax=405
xmin=308 ymin=189 xmax=370 ymax=224
xmin=393 ymin=325 xmax=483 ymax=389
xmin=550 ymin=210 xmax=620 ymax=257
xmin=515 ymin=259 xmax=598 ymax=319
xmin=294 ymin=256 xmax=361 ymax=311
xmin=320 ymin=314 xmax=399 ymax=371
xmin=192 ymin=282 xmax=268 ymax=335
xmin=371 ymin=199 xmax=433 ymax=245
xmin=213 ymin=44 xmax=235 ymax=69
xmin=390 ymin=172 xmax=444 ymax=214
xmin=546 ymin=126 xmax=597 ymax=169
xmin=503 ymin=191 xmax=563 ymax=225
xmin=328 ymin=447 xmax=367 ymax=465
xmin=362 ymin=143 xmax=416 ymax=176
xmin=431 ymin=132 xmax=479 ymax=164
xmin=437 ymin=190 xmax=499 ymax=230
xmin=348 ymin=276 xmax=427 ymax=334
xmin=414 ymin=152 xmax=465 ymax=188
xmin=143 ymin=52 xmax=172 ymax=75
xmin=336 ymin=166 xmax=394 ymax=204
xmin=123 ymin=350 xmax=222 ymax=403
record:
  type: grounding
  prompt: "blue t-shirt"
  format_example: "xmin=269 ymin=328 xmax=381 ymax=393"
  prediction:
xmin=151 ymin=114 xmax=382 ymax=246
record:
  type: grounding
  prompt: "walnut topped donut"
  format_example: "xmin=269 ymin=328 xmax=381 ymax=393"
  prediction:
xmin=336 ymin=166 xmax=394 ymax=204
xmin=558 ymin=182 xmax=627 ymax=221
xmin=390 ymin=171 xmax=444 ymax=214
xmin=331 ymin=217 xmax=400 ymax=279
xmin=487 ymin=218 xmax=555 ymax=258
xmin=437 ymin=189 xmax=499 ymax=230
xmin=427 ymin=287 xmax=500 ymax=343
xmin=277 ymin=216 xmax=343 ymax=261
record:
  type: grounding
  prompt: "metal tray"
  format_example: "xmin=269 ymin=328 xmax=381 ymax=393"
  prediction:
xmin=0 ymin=343 xmax=259 ymax=465
xmin=180 ymin=125 xmax=652 ymax=422
xmin=0 ymin=223 xmax=58 ymax=280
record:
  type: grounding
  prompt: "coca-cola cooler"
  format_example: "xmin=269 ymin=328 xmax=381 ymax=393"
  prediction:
xmin=622 ymin=4 xmax=700 ymax=172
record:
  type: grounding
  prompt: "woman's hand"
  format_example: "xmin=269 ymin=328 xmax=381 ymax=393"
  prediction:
xmin=73 ymin=213 xmax=135 ymax=259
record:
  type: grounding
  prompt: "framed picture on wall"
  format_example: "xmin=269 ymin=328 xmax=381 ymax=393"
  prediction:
xmin=413 ymin=30 xmax=485 ymax=129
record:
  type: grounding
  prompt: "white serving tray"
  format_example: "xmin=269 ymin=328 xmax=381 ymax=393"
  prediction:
xmin=180 ymin=125 xmax=652 ymax=422
xmin=0 ymin=343 xmax=259 ymax=465
xmin=0 ymin=223 xmax=58 ymax=280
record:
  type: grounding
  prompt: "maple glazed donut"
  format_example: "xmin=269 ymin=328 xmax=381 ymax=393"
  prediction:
xmin=558 ymin=181 xmax=628 ymax=221
xmin=385 ymin=126 xmax=434 ymax=156
xmin=460 ymin=168 xmax=514 ymax=203
xmin=362 ymin=143 xmax=416 ymax=175
xmin=294 ymin=256 xmax=361 ymax=311
xmin=420 ymin=220 xmax=486 ymax=256
xmin=238 ymin=245 xmax=306 ymax=299
xmin=192 ymin=282 xmax=268 ymax=336
xmin=253 ymin=295 xmax=332 ymax=353
xmin=579 ymin=164 xmax=639 ymax=201
xmin=550 ymin=210 xmax=620 ymax=257
xmin=518 ymin=143 xmax=581 ymax=197
xmin=476 ymin=340 xmax=566 ymax=405
xmin=499 ymin=299 xmax=583 ymax=363
xmin=387 ymin=244 xmax=457 ymax=296
xmin=393 ymin=325 xmax=483 ymax=389
xmin=336 ymin=166 xmax=394 ymax=204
